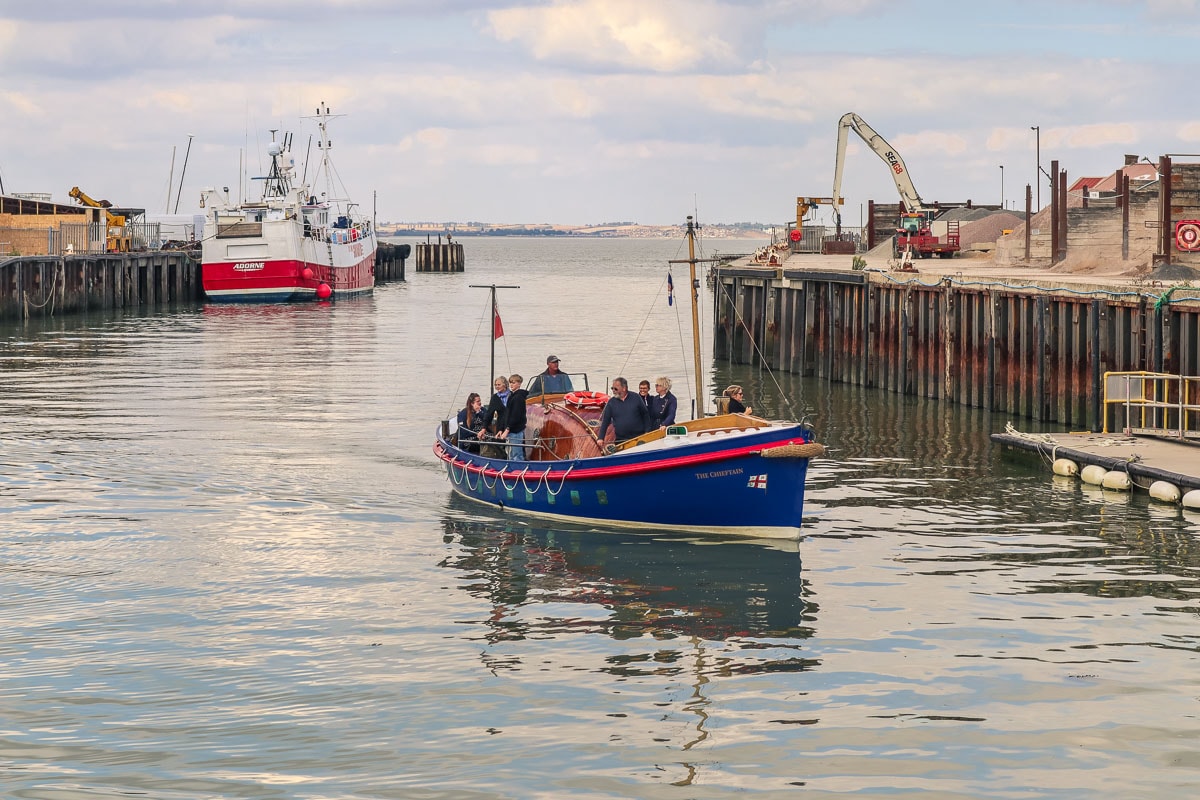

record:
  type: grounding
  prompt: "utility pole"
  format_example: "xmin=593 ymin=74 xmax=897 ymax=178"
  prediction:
xmin=1030 ymin=126 xmax=1040 ymax=210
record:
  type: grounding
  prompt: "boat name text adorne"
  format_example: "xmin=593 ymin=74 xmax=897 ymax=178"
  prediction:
xmin=696 ymin=467 xmax=745 ymax=479
xmin=232 ymin=262 xmax=265 ymax=272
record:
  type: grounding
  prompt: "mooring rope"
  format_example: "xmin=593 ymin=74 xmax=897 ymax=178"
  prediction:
xmin=21 ymin=262 xmax=64 ymax=319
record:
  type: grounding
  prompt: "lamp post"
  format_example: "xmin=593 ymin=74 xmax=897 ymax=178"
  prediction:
xmin=1030 ymin=125 xmax=1040 ymax=209
xmin=999 ymin=165 xmax=1005 ymax=209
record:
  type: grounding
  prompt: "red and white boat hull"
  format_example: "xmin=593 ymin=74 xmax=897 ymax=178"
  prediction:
xmin=201 ymin=217 xmax=377 ymax=303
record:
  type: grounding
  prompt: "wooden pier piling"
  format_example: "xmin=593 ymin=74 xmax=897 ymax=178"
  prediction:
xmin=0 ymin=251 xmax=201 ymax=320
xmin=415 ymin=238 xmax=465 ymax=273
xmin=0 ymin=242 xmax=410 ymax=321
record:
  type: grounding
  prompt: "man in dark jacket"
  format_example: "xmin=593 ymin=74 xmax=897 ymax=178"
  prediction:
xmin=598 ymin=377 xmax=650 ymax=445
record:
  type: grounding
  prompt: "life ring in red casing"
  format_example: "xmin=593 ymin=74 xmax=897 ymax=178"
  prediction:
xmin=789 ymin=229 xmax=802 ymax=242
xmin=1175 ymin=220 xmax=1200 ymax=252
xmin=564 ymin=390 xmax=609 ymax=408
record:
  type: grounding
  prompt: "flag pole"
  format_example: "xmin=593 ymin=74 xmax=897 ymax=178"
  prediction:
xmin=470 ymin=283 xmax=519 ymax=385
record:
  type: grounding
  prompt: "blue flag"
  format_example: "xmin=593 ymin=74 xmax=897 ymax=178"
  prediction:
xmin=667 ymin=272 xmax=674 ymax=306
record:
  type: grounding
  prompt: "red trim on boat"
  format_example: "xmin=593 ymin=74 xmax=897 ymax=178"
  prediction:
xmin=434 ymin=436 xmax=811 ymax=479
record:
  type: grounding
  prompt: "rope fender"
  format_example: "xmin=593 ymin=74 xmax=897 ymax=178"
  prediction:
xmin=758 ymin=442 xmax=826 ymax=459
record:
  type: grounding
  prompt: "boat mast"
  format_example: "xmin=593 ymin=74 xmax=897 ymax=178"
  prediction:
xmin=669 ymin=217 xmax=713 ymax=417
xmin=686 ymin=216 xmax=704 ymax=414
xmin=470 ymin=283 xmax=519 ymax=383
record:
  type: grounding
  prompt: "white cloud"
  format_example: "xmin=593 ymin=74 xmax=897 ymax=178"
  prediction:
xmin=1178 ymin=122 xmax=1200 ymax=142
xmin=487 ymin=0 xmax=754 ymax=72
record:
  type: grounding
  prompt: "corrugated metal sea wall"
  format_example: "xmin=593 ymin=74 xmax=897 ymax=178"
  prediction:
xmin=714 ymin=266 xmax=1200 ymax=432
xmin=0 ymin=252 xmax=201 ymax=320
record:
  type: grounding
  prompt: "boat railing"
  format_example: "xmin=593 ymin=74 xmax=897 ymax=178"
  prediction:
xmin=1103 ymin=371 xmax=1200 ymax=440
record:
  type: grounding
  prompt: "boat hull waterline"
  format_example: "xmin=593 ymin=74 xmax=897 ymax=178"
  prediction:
xmin=202 ymin=253 xmax=376 ymax=303
xmin=434 ymin=422 xmax=818 ymax=539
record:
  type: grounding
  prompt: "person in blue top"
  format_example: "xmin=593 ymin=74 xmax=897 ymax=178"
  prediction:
xmin=527 ymin=355 xmax=574 ymax=396
xmin=598 ymin=377 xmax=650 ymax=445
xmin=648 ymin=376 xmax=678 ymax=428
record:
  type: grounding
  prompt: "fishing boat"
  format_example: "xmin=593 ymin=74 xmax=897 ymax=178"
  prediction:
xmin=432 ymin=218 xmax=824 ymax=539
xmin=200 ymin=102 xmax=377 ymax=302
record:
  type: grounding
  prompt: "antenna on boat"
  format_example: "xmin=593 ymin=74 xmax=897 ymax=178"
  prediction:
xmin=669 ymin=216 xmax=715 ymax=416
xmin=173 ymin=133 xmax=193 ymax=213
xmin=470 ymin=283 xmax=520 ymax=384
xmin=165 ymin=145 xmax=177 ymax=214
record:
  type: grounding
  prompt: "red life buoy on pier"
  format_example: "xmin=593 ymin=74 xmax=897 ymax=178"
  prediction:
xmin=1175 ymin=220 xmax=1200 ymax=252
xmin=789 ymin=229 xmax=802 ymax=242
xmin=564 ymin=390 xmax=609 ymax=408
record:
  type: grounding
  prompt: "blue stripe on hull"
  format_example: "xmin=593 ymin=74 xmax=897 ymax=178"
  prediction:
xmin=206 ymin=291 xmax=311 ymax=303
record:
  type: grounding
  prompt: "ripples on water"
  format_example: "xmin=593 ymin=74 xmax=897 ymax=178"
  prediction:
xmin=2 ymin=238 xmax=1200 ymax=798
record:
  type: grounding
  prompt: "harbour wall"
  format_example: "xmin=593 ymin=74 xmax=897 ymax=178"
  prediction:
xmin=713 ymin=265 xmax=1200 ymax=432
xmin=0 ymin=242 xmax=409 ymax=321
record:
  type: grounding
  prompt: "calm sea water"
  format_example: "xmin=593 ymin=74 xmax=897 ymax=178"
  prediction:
xmin=3 ymin=237 xmax=1200 ymax=799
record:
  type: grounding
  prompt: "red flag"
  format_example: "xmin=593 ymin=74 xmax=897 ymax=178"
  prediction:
xmin=493 ymin=306 xmax=504 ymax=340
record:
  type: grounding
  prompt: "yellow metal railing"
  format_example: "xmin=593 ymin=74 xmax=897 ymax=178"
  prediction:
xmin=1103 ymin=371 xmax=1200 ymax=440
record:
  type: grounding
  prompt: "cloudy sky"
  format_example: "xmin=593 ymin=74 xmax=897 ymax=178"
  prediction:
xmin=1 ymin=0 xmax=1198 ymax=226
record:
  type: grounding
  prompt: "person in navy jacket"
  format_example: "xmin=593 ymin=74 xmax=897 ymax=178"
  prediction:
xmin=648 ymin=376 xmax=678 ymax=428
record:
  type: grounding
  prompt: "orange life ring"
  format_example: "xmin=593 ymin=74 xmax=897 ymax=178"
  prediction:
xmin=564 ymin=390 xmax=609 ymax=408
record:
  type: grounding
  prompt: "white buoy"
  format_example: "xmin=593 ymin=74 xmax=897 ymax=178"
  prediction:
xmin=1080 ymin=464 xmax=1108 ymax=486
xmin=1052 ymin=458 xmax=1079 ymax=477
xmin=1102 ymin=470 xmax=1132 ymax=491
xmin=1184 ymin=490 xmax=1200 ymax=510
xmin=1149 ymin=481 xmax=1182 ymax=504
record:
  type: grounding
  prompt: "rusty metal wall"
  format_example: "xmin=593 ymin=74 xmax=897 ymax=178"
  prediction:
xmin=0 ymin=252 xmax=201 ymax=321
xmin=714 ymin=269 xmax=1200 ymax=432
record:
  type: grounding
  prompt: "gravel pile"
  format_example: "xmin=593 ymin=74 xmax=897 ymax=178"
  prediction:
xmin=958 ymin=212 xmax=1024 ymax=248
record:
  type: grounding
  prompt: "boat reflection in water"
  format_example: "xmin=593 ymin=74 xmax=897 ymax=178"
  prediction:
xmin=440 ymin=497 xmax=818 ymax=649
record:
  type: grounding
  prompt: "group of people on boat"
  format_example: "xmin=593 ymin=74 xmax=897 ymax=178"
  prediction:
xmin=597 ymin=376 xmax=678 ymax=445
xmin=456 ymin=373 xmax=529 ymax=459
xmin=455 ymin=353 xmax=753 ymax=458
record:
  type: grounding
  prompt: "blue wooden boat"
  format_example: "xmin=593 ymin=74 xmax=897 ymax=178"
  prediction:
xmin=434 ymin=399 xmax=822 ymax=538
xmin=434 ymin=217 xmax=823 ymax=539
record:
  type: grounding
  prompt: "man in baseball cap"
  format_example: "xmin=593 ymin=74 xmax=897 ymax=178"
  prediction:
xmin=528 ymin=354 xmax=574 ymax=395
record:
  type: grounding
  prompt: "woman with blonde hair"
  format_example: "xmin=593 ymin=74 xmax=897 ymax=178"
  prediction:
xmin=724 ymin=385 xmax=751 ymax=415
xmin=649 ymin=376 xmax=677 ymax=428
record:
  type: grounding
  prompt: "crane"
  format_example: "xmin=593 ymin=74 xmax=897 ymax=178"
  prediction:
xmin=69 ymin=186 xmax=131 ymax=252
xmin=830 ymin=112 xmax=931 ymax=227
xmin=828 ymin=113 xmax=958 ymax=261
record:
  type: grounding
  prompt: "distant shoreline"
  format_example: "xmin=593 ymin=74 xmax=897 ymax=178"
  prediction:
xmin=378 ymin=224 xmax=770 ymax=240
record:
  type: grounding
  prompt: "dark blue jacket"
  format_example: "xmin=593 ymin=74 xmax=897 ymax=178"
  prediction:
xmin=598 ymin=393 xmax=650 ymax=442
xmin=648 ymin=391 xmax=677 ymax=428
